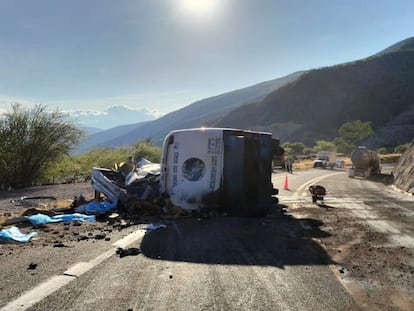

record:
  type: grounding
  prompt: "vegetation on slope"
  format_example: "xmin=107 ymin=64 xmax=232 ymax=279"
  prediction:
xmin=0 ymin=104 xmax=83 ymax=188
xmin=212 ymin=50 xmax=414 ymax=148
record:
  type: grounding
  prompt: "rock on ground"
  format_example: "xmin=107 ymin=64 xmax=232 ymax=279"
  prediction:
xmin=393 ymin=142 xmax=414 ymax=194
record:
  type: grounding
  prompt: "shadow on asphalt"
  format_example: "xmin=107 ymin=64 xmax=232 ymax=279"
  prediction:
xmin=140 ymin=207 xmax=334 ymax=268
xmin=316 ymin=203 xmax=334 ymax=209
xmin=367 ymin=173 xmax=394 ymax=185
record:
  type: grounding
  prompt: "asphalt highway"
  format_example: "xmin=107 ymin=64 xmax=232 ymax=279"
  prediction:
xmin=2 ymin=166 xmax=412 ymax=310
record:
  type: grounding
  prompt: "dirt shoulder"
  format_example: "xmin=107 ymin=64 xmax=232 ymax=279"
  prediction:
xmin=288 ymin=187 xmax=414 ymax=311
xmin=0 ymin=182 xmax=160 ymax=247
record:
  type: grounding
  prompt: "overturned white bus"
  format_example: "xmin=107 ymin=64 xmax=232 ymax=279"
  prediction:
xmin=159 ymin=128 xmax=281 ymax=216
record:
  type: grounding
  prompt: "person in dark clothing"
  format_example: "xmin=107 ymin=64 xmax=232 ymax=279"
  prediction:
xmin=286 ymin=157 xmax=293 ymax=174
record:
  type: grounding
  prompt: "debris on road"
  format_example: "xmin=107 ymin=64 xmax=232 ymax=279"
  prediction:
xmin=0 ymin=128 xmax=285 ymax=247
xmin=75 ymin=199 xmax=118 ymax=215
xmin=308 ymin=185 xmax=327 ymax=204
xmin=116 ymin=247 xmax=141 ymax=258
xmin=0 ymin=226 xmax=38 ymax=243
xmin=27 ymin=213 xmax=96 ymax=225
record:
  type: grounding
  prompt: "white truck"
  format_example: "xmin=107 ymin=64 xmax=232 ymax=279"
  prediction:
xmin=313 ymin=150 xmax=337 ymax=169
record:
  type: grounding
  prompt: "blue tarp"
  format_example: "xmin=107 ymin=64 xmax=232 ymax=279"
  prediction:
xmin=27 ymin=213 xmax=96 ymax=225
xmin=83 ymin=199 xmax=118 ymax=214
xmin=0 ymin=226 xmax=38 ymax=243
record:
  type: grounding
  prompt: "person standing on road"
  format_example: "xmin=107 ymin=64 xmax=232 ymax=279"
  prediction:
xmin=286 ymin=157 xmax=293 ymax=174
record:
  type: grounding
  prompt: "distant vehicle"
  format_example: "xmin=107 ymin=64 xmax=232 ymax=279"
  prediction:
xmin=335 ymin=159 xmax=345 ymax=168
xmin=313 ymin=151 xmax=337 ymax=169
xmin=348 ymin=146 xmax=381 ymax=178
xmin=272 ymin=154 xmax=285 ymax=169
xmin=272 ymin=138 xmax=285 ymax=169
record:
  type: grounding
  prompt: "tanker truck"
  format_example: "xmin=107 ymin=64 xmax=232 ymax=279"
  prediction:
xmin=348 ymin=146 xmax=381 ymax=178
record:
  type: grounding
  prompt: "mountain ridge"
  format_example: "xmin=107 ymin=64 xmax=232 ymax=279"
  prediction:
xmin=77 ymin=37 xmax=414 ymax=153
xmin=76 ymin=71 xmax=305 ymax=152
xmin=211 ymin=45 xmax=414 ymax=148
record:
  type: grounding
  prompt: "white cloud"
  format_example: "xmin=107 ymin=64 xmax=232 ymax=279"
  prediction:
xmin=0 ymin=96 xmax=165 ymax=129
xmin=68 ymin=105 xmax=164 ymax=129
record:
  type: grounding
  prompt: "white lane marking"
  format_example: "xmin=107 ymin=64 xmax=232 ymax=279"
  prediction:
xmin=0 ymin=276 xmax=75 ymax=311
xmin=284 ymin=171 xmax=414 ymax=248
xmin=1 ymin=229 xmax=147 ymax=311
xmin=294 ymin=172 xmax=344 ymax=196
xmin=64 ymin=249 xmax=115 ymax=277
xmin=66 ymin=229 xmax=146 ymax=277
xmin=113 ymin=229 xmax=146 ymax=248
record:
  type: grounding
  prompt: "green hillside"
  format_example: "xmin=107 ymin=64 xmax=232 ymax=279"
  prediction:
xmin=212 ymin=49 xmax=414 ymax=147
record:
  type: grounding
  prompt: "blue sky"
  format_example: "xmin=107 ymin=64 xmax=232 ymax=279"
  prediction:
xmin=0 ymin=0 xmax=413 ymax=123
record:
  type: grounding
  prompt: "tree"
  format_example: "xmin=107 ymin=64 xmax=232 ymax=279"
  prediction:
xmin=313 ymin=140 xmax=336 ymax=152
xmin=338 ymin=120 xmax=373 ymax=146
xmin=0 ymin=104 xmax=84 ymax=188
xmin=334 ymin=120 xmax=374 ymax=155
xmin=282 ymin=141 xmax=306 ymax=155
xmin=394 ymin=143 xmax=410 ymax=154
xmin=334 ymin=137 xmax=355 ymax=154
xmin=132 ymin=140 xmax=162 ymax=163
xmin=376 ymin=147 xmax=388 ymax=155
xmin=302 ymin=147 xmax=313 ymax=156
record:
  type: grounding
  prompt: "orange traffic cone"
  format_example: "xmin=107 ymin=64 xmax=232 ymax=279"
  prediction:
xmin=283 ymin=174 xmax=289 ymax=190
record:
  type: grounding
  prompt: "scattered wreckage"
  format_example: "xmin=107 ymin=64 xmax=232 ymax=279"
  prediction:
xmin=93 ymin=128 xmax=282 ymax=217
xmin=1 ymin=127 xmax=285 ymax=244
